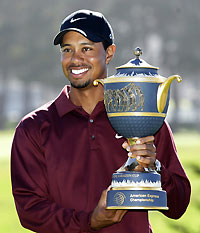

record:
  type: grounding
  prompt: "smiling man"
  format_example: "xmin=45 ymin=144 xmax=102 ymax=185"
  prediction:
xmin=60 ymin=33 xmax=109 ymax=89
xmin=59 ymin=30 xmax=115 ymax=114
xmin=11 ymin=9 xmax=191 ymax=233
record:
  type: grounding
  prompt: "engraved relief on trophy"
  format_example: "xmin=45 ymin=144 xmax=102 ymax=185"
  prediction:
xmin=104 ymin=83 xmax=144 ymax=113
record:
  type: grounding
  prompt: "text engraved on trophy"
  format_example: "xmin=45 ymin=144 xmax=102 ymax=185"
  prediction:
xmin=104 ymin=83 xmax=144 ymax=113
xmin=129 ymin=193 xmax=159 ymax=203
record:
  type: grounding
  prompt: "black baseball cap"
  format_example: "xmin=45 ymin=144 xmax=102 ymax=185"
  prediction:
xmin=53 ymin=9 xmax=114 ymax=46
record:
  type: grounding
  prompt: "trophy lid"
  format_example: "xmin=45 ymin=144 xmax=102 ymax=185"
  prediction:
xmin=115 ymin=47 xmax=159 ymax=76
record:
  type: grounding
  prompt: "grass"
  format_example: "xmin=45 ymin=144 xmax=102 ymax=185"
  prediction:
xmin=0 ymin=129 xmax=199 ymax=233
xmin=0 ymin=130 xmax=31 ymax=233
xmin=149 ymin=130 xmax=200 ymax=233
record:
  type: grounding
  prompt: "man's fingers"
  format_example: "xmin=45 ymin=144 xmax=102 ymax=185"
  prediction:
xmin=113 ymin=210 xmax=128 ymax=223
xmin=136 ymin=136 xmax=154 ymax=144
xmin=98 ymin=189 xmax=108 ymax=208
xmin=136 ymin=155 xmax=155 ymax=166
xmin=118 ymin=210 xmax=128 ymax=221
xmin=129 ymin=143 xmax=156 ymax=153
xmin=122 ymin=136 xmax=155 ymax=151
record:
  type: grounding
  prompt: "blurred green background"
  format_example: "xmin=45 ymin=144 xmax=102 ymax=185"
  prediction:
xmin=0 ymin=129 xmax=199 ymax=233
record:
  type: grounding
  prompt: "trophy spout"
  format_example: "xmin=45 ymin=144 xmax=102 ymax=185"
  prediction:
xmin=157 ymin=75 xmax=182 ymax=113
xmin=93 ymin=79 xmax=105 ymax=86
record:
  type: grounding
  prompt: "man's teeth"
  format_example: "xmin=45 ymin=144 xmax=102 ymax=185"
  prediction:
xmin=71 ymin=68 xmax=88 ymax=75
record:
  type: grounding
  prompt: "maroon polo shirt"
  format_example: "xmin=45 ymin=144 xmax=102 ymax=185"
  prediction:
xmin=11 ymin=86 xmax=191 ymax=233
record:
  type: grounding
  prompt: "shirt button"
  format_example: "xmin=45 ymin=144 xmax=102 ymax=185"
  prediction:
xmin=89 ymin=119 xmax=94 ymax=123
xmin=91 ymin=135 xmax=95 ymax=140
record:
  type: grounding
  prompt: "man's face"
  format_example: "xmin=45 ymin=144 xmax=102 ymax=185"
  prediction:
xmin=61 ymin=31 xmax=111 ymax=89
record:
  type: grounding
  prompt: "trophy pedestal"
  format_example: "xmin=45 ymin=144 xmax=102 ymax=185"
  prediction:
xmin=106 ymin=171 xmax=168 ymax=210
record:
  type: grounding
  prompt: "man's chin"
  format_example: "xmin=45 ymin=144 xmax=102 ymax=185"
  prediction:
xmin=70 ymin=80 xmax=91 ymax=89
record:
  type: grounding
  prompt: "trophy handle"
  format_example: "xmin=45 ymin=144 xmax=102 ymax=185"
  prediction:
xmin=157 ymin=75 xmax=182 ymax=113
xmin=93 ymin=79 xmax=105 ymax=86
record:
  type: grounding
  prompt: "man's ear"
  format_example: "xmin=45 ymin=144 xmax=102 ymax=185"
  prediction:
xmin=105 ymin=44 xmax=116 ymax=64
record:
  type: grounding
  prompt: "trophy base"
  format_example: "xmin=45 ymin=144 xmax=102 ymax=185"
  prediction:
xmin=106 ymin=189 xmax=168 ymax=210
xmin=106 ymin=171 xmax=168 ymax=210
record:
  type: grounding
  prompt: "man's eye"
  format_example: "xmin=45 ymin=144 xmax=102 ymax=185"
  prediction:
xmin=61 ymin=48 xmax=71 ymax=53
xmin=83 ymin=47 xmax=92 ymax=52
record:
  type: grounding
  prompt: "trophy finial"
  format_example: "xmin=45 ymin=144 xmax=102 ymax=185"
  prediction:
xmin=134 ymin=47 xmax=142 ymax=59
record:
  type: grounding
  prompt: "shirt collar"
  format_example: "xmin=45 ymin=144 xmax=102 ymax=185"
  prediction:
xmin=55 ymin=85 xmax=105 ymax=118
xmin=55 ymin=86 xmax=79 ymax=117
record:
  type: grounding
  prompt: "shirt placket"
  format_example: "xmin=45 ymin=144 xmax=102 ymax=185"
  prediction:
xmin=88 ymin=117 xmax=98 ymax=149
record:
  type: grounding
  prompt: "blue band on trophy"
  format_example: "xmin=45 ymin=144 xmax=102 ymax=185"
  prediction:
xmin=108 ymin=115 xmax=165 ymax=138
xmin=115 ymin=67 xmax=158 ymax=76
xmin=107 ymin=189 xmax=168 ymax=210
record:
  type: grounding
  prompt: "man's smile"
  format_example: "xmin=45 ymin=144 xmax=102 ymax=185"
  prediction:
xmin=71 ymin=68 xmax=89 ymax=75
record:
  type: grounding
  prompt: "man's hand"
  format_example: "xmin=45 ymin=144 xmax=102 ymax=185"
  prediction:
xmin=122 ymin=136 xmax=156 ymax=169
xmin=90 ymin=188 xmax=127 ymax=231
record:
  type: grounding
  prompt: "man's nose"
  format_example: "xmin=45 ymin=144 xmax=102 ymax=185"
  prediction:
xmin=71 ymin=50 xmax=84 ymax=63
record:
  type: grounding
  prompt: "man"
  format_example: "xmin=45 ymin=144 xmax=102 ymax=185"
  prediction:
xmin=11 ymin=9 xmax=191 ymax=233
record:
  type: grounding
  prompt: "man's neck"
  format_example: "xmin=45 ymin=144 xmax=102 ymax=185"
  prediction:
xmin=69 ymin=85 xmax=104 ymax=114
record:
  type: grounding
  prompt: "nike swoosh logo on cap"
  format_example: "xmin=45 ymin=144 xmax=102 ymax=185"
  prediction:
xmin=70 ymin=17 xmax=87 ymax=23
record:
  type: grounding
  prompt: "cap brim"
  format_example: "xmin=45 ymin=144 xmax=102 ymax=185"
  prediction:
xmin=53 ymin=30 xmax=69 ymax=45
xmin=53 ymin=28 xmax=104 ymax=45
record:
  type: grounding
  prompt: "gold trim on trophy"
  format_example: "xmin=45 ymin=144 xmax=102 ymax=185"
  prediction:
xmin=103 ymin=76 xmax=167 ymax=83
xmin=106 ymin=206 xmax=169 ymax=210
xmin=115 ymin=66 xmax=159 ymax=70
xmin=112 ymin=187 xmax=162 ymax=190
xmin=107 ymin=112 xmax=166 ymax=117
